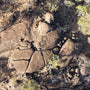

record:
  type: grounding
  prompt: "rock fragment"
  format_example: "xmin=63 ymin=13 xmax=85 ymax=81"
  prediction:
xmin=59 ymin=39 xmax=75 ymax=67
xmin=11 ymin=60 xmax=28 ymax=74
xmin=26 ymin=51 xmax=44 ymax=73
xmin=44 ymin=13 xmax=54 ymax=24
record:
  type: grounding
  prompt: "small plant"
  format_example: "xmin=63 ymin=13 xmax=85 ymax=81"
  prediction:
xmin=7 ymin=5 xmax=13 ymax=12
xmin=47 ymin=54 xmax=60 ymax=68
xmin=45 ymin=0 xmax=59 ymax=12
xmin=21 ymin=79 xmax=39 ymax=90
xmin=40 ymin=54 xmax=60 ymax=74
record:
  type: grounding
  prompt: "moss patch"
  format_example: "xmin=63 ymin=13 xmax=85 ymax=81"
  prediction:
xmin=21 ymin=79 xmax=39 ymax=90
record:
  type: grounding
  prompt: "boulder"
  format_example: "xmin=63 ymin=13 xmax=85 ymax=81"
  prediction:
xmin=34 ymin=30 xmax=60 ymax=50
xmin=0 ymin=11 xmax=61 ymax=74
xmin=84 ymin=0 xmax=90 ymax=4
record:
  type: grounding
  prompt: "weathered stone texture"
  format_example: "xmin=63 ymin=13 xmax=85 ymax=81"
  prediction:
xmin=59 ymin=39 xmax=75 ymax=67
xmin=26 ymin=51 xmax=44 ymax=73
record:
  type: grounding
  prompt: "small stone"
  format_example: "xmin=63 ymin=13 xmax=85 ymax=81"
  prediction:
xmin=76 ymin=73 xmax=79 ymax=77
xmin=80 ymin=66 xmax=87 ymax=76
xmin=84 ymin=0 xmax=90 ymax=4
xmin=44 ymin=13 xmax=54 ymax=24
xmin=67 ymin=73 xmax=72 ymax=78
xmin=70 ymin=68 xmax=74 ymax=72
xmin=18 ymin=46 xmax=27 ymax=50
xmin=64 ymin=0 xmax=75 ymax=7
xmin=75 ymin=68 xmax=79 ymax=73
xmin=53 ymin=47 xmax=60 ymax=54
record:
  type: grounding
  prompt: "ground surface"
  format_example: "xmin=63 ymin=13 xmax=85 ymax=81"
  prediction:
xmin=0 ymin=0 xmax=90 ymax=90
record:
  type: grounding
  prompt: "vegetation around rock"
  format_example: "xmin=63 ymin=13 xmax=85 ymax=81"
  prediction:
xmin=0 ymin=0 xmax=90 ymax=90
xmin=76 ymin=4 xmax=90 ymax=43
xmin=21 ymin=79 xmax=39 ymax=90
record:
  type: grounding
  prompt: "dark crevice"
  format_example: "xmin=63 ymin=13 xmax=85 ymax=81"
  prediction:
xmin=40 ymin=50 xmax=45 ymax=66
xmin=20 ymin=38 xmax=24 ymax=42
xmin=13 ymin=59 xmax=29 ymax=61
xmin=52 ymin=46 xmax=60 ymax=55
xmin=0 ymin=57 xmax=8 ymax=61
xmin=25 ymin=51 xmax=34 ymax=73
xmin=31 ymin=41 xmax=37 ymax=51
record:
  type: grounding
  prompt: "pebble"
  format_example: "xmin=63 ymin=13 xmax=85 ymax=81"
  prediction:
xmin=44 ymin=13 xmax=54 ymax=24
xmin=75 ymin=68 xmax=79 ymax=73
xmin=67 ymin=73 xmax=72 ymax=78
xmin=80 ymin=66 xmax=87 ymax=76
xmin=70 ymin=68 xmax=74 ymax=72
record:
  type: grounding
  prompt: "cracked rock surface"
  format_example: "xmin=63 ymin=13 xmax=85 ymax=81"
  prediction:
xmin=0 ymin=12 xmax=61 ymax=74
xmin=0 ymin=0 xmax=90 ymax=90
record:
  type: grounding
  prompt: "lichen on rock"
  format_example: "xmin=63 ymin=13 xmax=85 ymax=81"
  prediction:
xmin=76 ymin=4 xmax=90 ymax=43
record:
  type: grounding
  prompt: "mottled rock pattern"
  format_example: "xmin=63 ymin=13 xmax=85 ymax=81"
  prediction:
xmin=26 ymin=51 xmax=44 ymax=73
xmin=59 ymin=39 xmax=75 ymax=67
xmin=38 ymin=22 xmax=51 ymax=35
xmin=0 ymin=30 xmax=18 ymax=53
xmin=0 ymin=12 xmax=59 ymax=74
xmin=34 ymin=30 xmax=60 ymax=50
xmin=44 ymin=13 xmax=54 ymax=24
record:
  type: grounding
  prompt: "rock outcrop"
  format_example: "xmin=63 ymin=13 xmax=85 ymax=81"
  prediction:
xmin=0 ymin=12 xmax=61 ymax=74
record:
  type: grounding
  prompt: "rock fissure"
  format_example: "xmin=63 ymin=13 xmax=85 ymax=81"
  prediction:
xmin=25 ymin=51 xmax=35 ymax=73
xmin=13 ymin=59 xmax=29 ymax=61
xmin=40 ymin=50 xmax=46 ymax=66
